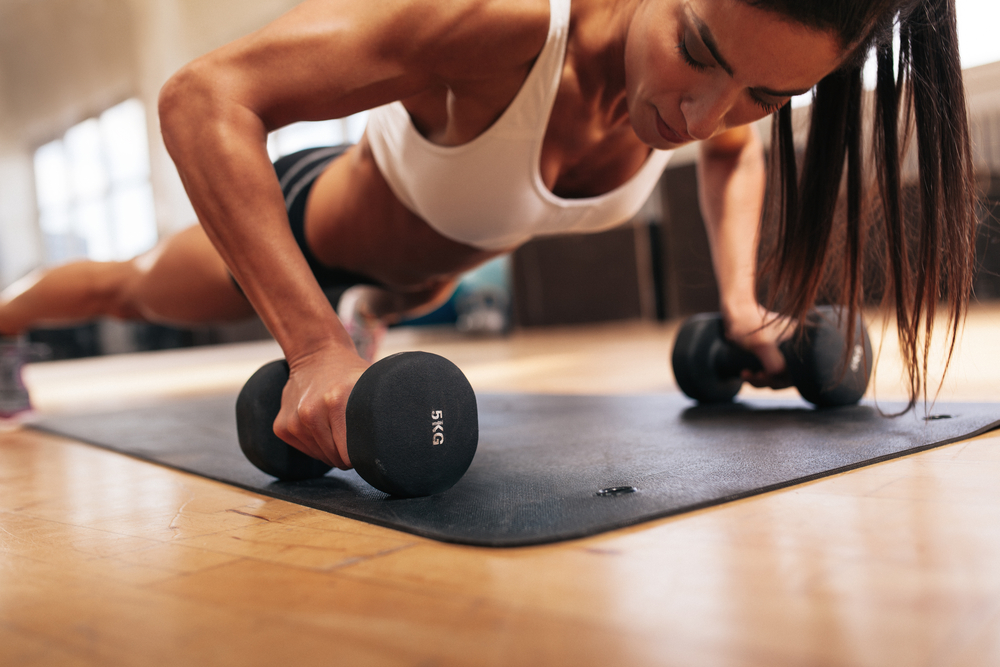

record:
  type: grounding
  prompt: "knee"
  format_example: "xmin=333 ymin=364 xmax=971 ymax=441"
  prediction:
xmin=100 ymin=262 xmax=147 ymax=320
xmin=119 ymin=261 xmax=177 ymax=322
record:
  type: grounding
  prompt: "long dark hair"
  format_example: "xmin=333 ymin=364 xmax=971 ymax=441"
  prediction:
xmin=749 ymin=0 xmax=977 ymax=410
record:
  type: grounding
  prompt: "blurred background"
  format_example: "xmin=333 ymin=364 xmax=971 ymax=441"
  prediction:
xmin=0 ymin=0 xmax=998 ymax=359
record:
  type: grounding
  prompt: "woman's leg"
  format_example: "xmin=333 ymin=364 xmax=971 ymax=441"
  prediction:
xmin=0 ymin=261 xmax=140 ymax=334
xmin=0 ymin=224 xmax=255 ymax=335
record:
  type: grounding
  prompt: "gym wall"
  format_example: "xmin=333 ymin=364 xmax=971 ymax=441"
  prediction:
xmin=0 ymin=0 xmax=302 ymax=289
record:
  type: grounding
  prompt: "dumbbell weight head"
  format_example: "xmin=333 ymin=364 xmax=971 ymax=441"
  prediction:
xmin=782 ymin=306 xmax=872 ymax=407
xmin=347 ymin=351 xmax=479 ymax=497
xmin=236 ymin=360 xmax=334 ymax=481
xmin=671 ymin=313 xmax=757 ymax=403
xmin=236 ymin=351 xmax=479 ymax=497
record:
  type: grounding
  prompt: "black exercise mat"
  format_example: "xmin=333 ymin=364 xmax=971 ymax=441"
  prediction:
xmin=32 ymin=393 xmax=1000 ymax=547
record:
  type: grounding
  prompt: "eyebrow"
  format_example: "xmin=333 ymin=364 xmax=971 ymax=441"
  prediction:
xmin=687 ymin=10 xmax=813 ymax=99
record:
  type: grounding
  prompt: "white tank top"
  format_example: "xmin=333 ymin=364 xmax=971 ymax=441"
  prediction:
xmin=365 ymin=0 xmax=673 ymax=251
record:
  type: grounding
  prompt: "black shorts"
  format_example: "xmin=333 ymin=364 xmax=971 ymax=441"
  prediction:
xmin=232 ymin=145 xmax=378 ymax=304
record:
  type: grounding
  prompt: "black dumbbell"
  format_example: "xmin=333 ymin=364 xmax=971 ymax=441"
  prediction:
xmin=671 ymin=305 xmax=872 ymax=407
xmin=236 ymin=351 xmax=479 ymax=497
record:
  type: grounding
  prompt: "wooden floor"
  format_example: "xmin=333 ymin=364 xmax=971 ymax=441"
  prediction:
xmin=3 ymin=305 xmax=1000 ymax=666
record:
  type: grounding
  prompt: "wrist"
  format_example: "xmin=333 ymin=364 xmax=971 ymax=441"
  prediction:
xmin=274 ymin=310 xmax=357 ymax=366
xmin=284 ymin=331 xmax=358 ymax=366
xmin=719 ymin=291 xmax=761 ymax=325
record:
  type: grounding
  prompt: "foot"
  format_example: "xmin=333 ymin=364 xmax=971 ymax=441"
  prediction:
xmin=337 ymin=287 xmax=387 ymax=364
xmin=0 ymin=337 xmax=32 ymax=418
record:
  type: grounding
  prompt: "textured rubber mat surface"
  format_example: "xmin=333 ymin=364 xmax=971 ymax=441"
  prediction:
xmin=33 ymin=393 xmax=1000 ymax=547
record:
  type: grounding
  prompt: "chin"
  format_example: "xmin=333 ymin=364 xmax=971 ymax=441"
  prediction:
xmin=627 ymin=104 xmax=670 ymax=150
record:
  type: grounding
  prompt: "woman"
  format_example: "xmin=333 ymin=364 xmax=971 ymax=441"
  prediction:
xmin=0 ymin=0 xmax=977 ymax=469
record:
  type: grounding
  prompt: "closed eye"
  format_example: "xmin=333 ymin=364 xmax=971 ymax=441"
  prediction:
xmin=679 ymin=37 xmax=786 ymax=114
xmin=676 ymin=38 xmax=709 ymax=72
xmin=750 ymin=93 xmax=785 ymax=114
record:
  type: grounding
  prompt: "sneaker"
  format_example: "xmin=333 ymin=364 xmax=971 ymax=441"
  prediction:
xmin=337 ymin=287 xmax=387 ymax=364
xmin=456 ymin=286 xmax=510 ymax=335
xmin=0 ymin=338 xmax=32 ymax=418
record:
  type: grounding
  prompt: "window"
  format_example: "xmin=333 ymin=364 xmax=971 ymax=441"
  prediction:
xmin=33 ymin=99 xmax=158 ymax=264
xmin=266 ymin=111 xmax=370 ymax=160
xmin=32 ymin=105 xmax=369 ymax=265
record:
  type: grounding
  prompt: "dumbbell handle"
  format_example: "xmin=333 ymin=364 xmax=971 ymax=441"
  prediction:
xmin=711 ymin=339 xmax=766 ymax=379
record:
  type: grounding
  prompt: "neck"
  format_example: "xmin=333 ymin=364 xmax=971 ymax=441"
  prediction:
xmin=568 ymin=0 xmax=641 ymax=124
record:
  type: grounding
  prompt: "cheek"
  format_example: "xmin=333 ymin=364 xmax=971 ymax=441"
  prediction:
xmin=625 ymin=27 xmax=686 ymax=105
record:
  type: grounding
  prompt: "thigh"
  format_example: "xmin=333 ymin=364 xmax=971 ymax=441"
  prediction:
xmin=128 ymin=225 xmax=257 ymax=325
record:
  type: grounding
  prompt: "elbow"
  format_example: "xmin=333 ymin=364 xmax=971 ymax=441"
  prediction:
xmin=158 ymin=65 xmax=194 ymax=157
xmin=158 ymin=62 xmax=216 ymax=158
xmin=158 ymin=60 xmax=267 ymax=165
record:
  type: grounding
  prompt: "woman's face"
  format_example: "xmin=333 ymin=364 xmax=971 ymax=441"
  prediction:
xmin=625 ymin=0 xmax=845 ymax=148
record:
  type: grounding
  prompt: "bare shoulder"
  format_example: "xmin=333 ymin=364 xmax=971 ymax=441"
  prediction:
xmin=279 ymin=0 xmax=550 ymax=75
xmin=173 ymin=0 xmax=552 ymax=126
xmin=412 ymin=0 xmax=552 ymax=78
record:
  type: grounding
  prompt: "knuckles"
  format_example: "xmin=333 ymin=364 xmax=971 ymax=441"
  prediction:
xmin=272 ymin=381 xmax=355 ymax=467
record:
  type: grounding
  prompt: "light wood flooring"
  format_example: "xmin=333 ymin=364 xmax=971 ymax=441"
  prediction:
xmin=3 ymin=305 xmax=1000 ymax=666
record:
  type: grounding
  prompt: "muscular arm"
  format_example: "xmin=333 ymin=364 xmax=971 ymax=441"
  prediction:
xmin=159 ymin=1 xmax=434 ymax=359
xmin=158 ymin=0 xmax=545 ymax=466
xmin=696 ymin=124 xmax=788 ymax=378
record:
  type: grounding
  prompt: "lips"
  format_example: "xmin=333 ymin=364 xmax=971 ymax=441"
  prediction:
xmin=655 ymin=110 xmax=692 ymax=145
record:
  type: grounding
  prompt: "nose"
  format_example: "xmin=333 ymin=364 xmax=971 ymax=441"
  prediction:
xmin=680 ymin=82 xmax=737 ymax=141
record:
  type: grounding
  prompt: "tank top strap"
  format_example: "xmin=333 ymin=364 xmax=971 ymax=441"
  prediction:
xmin=364 ymin=0 xmax=675 ymax=251
xmin=495 ymin=0 xmax=572 ymax=136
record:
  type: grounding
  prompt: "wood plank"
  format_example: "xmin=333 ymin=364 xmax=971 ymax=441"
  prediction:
xmin=2 ymin=305 xmax=1000 ymax=666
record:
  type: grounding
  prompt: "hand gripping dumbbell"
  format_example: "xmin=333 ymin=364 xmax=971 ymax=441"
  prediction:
xmin=236 ymin=351 xmax=479 ymax=497
xmin=671 ymin=305 xmax=873 ymax=407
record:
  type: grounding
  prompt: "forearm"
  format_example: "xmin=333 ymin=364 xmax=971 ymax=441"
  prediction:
xmin=159 ymin=64 xmax=352 ymax=363
xmin=695 ymin=125 xmax=794 ymax=378
xmin=696 ymin=125 xmax=766 ymax=321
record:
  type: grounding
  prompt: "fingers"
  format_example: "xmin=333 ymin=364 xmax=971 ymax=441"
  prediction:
xmin=274 ymin=396 xmax=350 ymax=470
xmin=725 ymin=304 xmax=792 ymax=389
xmin=746 ymin=339 xmax=787 ymax=377
xmin=740 ymin=331 xmax=791 ymax=389
xmin=271 ymin=349 xmax=367 ymax=470
xmin=742 ymin=368 xmax=793 ymax=390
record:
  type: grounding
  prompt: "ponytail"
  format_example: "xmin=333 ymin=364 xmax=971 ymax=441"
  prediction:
xmin=756 ymin=0 xmax=977 ymax=410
